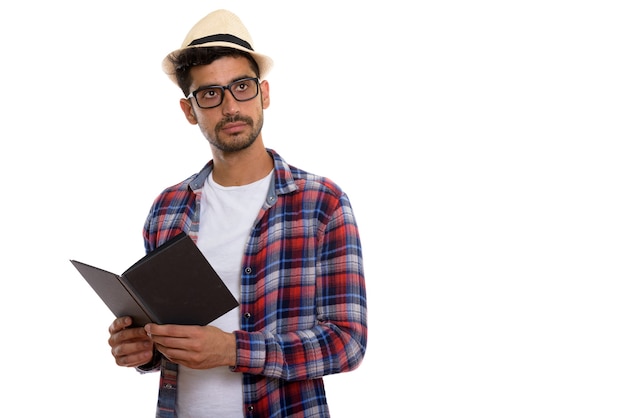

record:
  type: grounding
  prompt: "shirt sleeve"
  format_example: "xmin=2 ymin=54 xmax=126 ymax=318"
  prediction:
xmin=232 ymin=192 xmax=367 ymax=380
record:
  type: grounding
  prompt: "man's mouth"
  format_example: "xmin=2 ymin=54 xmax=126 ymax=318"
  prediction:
xmin=220 ymin=123 xmax=246 ymax=135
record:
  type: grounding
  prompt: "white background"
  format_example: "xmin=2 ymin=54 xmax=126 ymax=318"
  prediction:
xmin=1 ymin=1 xmax=625 ymax=417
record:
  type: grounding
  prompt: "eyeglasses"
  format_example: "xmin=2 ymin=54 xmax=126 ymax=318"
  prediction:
xmin=186 ymin=77 xmax=260 ymax=109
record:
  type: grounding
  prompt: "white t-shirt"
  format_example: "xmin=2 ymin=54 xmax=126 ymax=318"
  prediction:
xmin=176 ymin=170 xmax=273 ymax=418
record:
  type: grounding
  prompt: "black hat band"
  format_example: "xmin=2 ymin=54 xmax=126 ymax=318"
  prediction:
xmin=188 ymin=33 xmax=253 ymax=51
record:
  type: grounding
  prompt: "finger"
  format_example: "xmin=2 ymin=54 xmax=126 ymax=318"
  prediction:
xmin=145 ymin=323 xmax=197 ymax=338
xmin=149 ymin=334 xmax=191 ymax=352
xmin=108 ymin=316 xmax=132 ymax=335
xmin=113 ymin=341 xmax=154 ymax=367
xmin=111 ymin=338 xmax=152 ymax=358
xmin=153 ymin=343 xmax=186 ymax=364
xmin=108 ymin=326 xmax=150 ymax=348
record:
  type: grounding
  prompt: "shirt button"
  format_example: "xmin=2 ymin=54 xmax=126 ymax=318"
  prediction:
xmin=244 ymin=267 xmax=252 ymax=274
xmin=244 ymin=312 xmax=252 ymax=319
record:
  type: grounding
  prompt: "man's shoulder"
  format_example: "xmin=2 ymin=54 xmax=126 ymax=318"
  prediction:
xmin=149 ymin=172 xmax=201 ymax=211
xmin=156 ymin=176 xmax=194 ymax=197
xmin=270 ymin=149 xmax=344 ymax=197
xmin=288 ymin=165 xmax=345 ymax=200
xmin=153 ymin=162 xmax=212 ymax=200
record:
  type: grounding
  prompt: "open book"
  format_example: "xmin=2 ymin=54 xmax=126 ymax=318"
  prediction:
xmin=70 ymin=233 xmax=239 ymax=326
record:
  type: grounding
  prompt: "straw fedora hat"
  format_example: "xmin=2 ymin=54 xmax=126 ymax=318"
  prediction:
xmin=162 ymin=9 xmax=274 ymax=85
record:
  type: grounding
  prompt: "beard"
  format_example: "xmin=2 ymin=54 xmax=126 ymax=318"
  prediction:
xmin=208 ymin=113 xmax=264 ymax=153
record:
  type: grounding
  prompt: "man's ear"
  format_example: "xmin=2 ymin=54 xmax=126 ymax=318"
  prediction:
xmin=260 ymin=80 xmax=270 ymax=110
xmin=180 ymin=98 xmax=198 ymax=125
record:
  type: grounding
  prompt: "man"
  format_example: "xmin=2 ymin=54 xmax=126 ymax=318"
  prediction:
xmin=107 ymin=9 xmax=367 ymax=418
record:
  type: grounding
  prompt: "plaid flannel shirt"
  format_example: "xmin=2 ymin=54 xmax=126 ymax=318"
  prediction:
xmin=139 ymin=149 xmax=367 ymax=417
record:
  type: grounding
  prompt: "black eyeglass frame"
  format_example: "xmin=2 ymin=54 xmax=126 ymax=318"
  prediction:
xmin=186 ymin=77 xmax=260 ymax=109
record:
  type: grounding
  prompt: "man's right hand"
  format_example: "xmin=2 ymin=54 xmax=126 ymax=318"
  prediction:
xmin=108 ymin=316 xmax=154 ymax=367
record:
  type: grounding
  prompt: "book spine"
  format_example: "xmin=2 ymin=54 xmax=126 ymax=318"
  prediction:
xmin=118 ymin=276 xmax=160 ymax=324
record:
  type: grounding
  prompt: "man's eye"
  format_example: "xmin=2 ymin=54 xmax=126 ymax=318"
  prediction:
xmin=198 ymin=89 xmax=221 ymax=101
xmin=200 ymin=89 xmax=219 ymax=99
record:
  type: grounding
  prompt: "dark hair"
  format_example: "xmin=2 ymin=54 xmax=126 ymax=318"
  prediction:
xmin=167 ymin=47 xmax=261 ymax=96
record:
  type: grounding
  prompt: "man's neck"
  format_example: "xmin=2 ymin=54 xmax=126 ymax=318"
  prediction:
xmin=210 ymin=143 xmax=273 ymax=187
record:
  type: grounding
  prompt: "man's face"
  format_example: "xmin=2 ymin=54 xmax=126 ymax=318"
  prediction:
xmin=181 ymin=56 xmax=270 ymax=153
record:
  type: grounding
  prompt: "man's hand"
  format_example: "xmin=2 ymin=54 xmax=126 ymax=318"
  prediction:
xmin=144 ymin=323 xmax=237 ymax=370
xmin=108 ymin=316 xmax=154 ymax=367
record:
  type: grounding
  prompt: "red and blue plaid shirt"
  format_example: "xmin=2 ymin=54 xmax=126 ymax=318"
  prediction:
xmin=140 ymin=149 xmax=367 ymax=417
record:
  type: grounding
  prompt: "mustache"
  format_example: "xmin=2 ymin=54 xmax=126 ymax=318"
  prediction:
xmin=216 ymin=115 xmax=253 ymax=131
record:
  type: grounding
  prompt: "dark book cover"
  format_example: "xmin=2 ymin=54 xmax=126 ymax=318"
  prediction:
xmin=70 ymin=233 xmax=239 ymax=327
